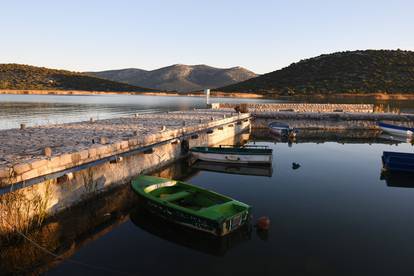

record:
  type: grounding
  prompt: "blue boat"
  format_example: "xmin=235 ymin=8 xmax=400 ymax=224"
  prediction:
xmin=268 ymin=122 xmax=297 ymax=137
xmin=382 ymin=151 xmax=414 ymax=173
xmin=378 ymin=122 xmax=414 ymax=137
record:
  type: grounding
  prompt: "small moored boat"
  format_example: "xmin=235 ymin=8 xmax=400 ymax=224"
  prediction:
xmin=378 ymin=122 xmax=414 ymax=137
xmin=381 ymin=151 xmax=414 ymax=173
xmin=268 ymin=122 xmax=297 ymax=138
xmin=131 ymin=175 xmax=251 ymax=236
xmin=190 ymin=145 xmax=272 ymax=165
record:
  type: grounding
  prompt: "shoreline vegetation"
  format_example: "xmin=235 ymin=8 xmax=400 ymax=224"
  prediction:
xmin=218 ymin=50 xmax=414 ymax=96
xmin=2 ymin=89 xmax=414 ymax=100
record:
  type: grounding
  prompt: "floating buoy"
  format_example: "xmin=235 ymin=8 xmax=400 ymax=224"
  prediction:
xmin=256 ymin=216 xmax=270 ymax=230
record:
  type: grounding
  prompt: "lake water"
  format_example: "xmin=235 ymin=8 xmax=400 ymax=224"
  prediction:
xmin=0 ymin=94 xmax=280 ymax=130
xmin=1 ymin=94 xmax=414 ymax=130
xmin=2 ymin=132 xmax=414 ymax=275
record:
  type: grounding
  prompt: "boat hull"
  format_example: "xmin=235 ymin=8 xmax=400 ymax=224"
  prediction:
xmin=379 ymin=122 xmax=414 ymax=137
xmin=269 ymin=127 xmax=290 ymax=136
xmin=137 ymin=195 xmax=221 ymax=235
xmin=268 ymin=122 xmax=297 ymax=138
xmin=191 ymin=151 xmax=272 ymax=164
xmin=382 ymin=151 xmax=414 ymax=173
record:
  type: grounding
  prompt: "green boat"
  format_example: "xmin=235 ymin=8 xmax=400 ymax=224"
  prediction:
xmin=131 ymin=175 xmax=251 ymax=236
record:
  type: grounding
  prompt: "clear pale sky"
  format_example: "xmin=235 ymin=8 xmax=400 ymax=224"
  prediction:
xmin=1 ymin=0 xmax=413 ymax=74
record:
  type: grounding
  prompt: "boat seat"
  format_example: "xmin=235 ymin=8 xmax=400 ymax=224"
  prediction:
xmin=162 ymin=191 xmax=192 ymax=202
xmin=197 ymin=201 xmax=236 ymax=219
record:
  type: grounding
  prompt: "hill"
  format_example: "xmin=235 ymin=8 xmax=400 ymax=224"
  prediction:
xmin=218 ymin=50 xmax=414 ymax=95
xmin=0 ymin=64 xmax=156 ymax=92
xmin=88 ymin=64 xmax=257 ymax=92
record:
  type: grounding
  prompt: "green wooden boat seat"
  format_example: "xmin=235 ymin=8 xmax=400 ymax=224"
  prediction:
xmin=162 ymin=191 xmax=192 ymax=202
xmin=197 ymin=201 xmax=242 ymax=220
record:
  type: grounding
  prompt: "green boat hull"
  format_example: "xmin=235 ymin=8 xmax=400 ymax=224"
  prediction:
xmin=131 ymin=175 xmax=251 ymax=236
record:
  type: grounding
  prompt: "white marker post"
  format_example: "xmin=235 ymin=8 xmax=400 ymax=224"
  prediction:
xmin=204 ymin=88 xmax=210 ymax=105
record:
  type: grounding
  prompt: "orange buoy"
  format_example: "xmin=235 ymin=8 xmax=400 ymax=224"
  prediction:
xmin=256 ymin=216 xmax=270 ymax=230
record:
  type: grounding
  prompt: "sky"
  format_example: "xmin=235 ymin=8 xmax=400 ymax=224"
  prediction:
xmin=1 ymin=0 xmax=413 ymax=74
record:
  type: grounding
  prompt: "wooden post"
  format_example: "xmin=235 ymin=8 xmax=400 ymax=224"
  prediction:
xmin=44 ymin=147 xmax=52 ymax=157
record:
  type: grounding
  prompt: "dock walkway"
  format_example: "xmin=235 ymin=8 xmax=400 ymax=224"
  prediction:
xmin=0 ymin=110 xmax=249 ymax=187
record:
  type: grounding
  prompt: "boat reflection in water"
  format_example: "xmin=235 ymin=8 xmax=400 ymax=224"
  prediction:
xmin=379 ymin=133 xmax=413 ymax=145
xmin=191 ymin=160 xmax=273 ymax=177
xmin=269 ymin=132 xmax=296 ymax=147
xmin=381 ymin=171 xmax=414 ymax=188
xmin=130 ymin=207 xmax=252 ymax=256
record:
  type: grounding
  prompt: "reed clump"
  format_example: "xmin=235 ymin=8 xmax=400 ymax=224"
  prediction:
xmin=0 ymin=180 xmax=53 ymax=241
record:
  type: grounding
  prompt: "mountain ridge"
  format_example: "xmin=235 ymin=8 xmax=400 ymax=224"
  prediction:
xmin=87 ymin=64 xmax=257 ymax=92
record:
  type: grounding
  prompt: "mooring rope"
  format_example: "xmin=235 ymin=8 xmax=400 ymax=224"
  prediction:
xmin=2 ymin=217 xmax=137 ymax=275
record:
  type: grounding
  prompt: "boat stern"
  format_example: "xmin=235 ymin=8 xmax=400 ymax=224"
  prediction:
xmin=218 ymin=203 xmax=251 ymax=236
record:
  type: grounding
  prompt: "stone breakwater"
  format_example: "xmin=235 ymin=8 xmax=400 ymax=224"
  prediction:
xmin=0 ymin=110 xmax=249 ymax=187
xmin=212 ymin=103 xmax=374 ymax=113
xmin=251 ymin=111 xmax=414 ymax=130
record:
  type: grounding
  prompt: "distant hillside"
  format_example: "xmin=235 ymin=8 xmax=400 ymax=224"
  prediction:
xmin=219 ymin=50 xmax=414 ymax=95
xmin=88 ymin=64 xmax=257 ymax=92
xmin=0 ymin=64 xmax=156 ymax=92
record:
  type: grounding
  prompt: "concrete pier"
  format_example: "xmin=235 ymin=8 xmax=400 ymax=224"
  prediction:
xmin=0 ymin=110 xmax=251 ymax=235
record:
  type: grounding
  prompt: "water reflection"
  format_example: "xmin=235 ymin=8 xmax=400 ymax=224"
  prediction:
xmin=0 ymin=94 xmax=278 ymax=130
xmin=191 ymin=161 xmax=273 ymax=177
xmin=1 ymin=94 xmax=414 ymax=130
xmin=2 ymin=130 xmax=414 ymax=275
xmin=379 ymin=133 xmax=414 ymax=145
xmin=130 ymin=206 xmax=252 ymax=256
xmin=0 ymin=185 xmax=138 ymax=275
xmin=381 ymin=171 xmax=414 ymax=188
xmin=253 ymin=129 xmax=400 ymax=145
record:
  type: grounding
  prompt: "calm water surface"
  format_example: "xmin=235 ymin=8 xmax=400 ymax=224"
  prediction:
xmin=0 ymin=94 xmax=280 ymax=130
xmin=28 ymin=135 xmax=413 ymax=276
xmin=1 ymin=94 xmax=414 ymax=130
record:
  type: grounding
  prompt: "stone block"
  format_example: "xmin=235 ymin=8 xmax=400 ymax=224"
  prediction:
xmin=59 ymin=154 xmax=73 ymax=166
xmin=79 ymin=150 xmax=89 ymax=160
xmin=0 ymin=167 xmax=11 ymax=178
xmin=31 ymin=159 xmax=48 ymax=169
xmin=120 ymin=141 xmax=129 ymax=150
xmin=49 ymin=156 xmax=60 ymax=168
xmin=104 ymin=145 xmax=113 ymax=154
xmin=88 ymin=148 xmax=98 ymax=159
xmin=72 ymin=153 xmax=81 ymax=164
xmin=96 ymin=146 xmax=107 ymax=156
xmin=21 ymin=169 xmax=39 ymax=181
xmin=128 ymin=139 xmax=138 ymax=147
xmin=13 ymin=163 xmax=32 ymax=175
